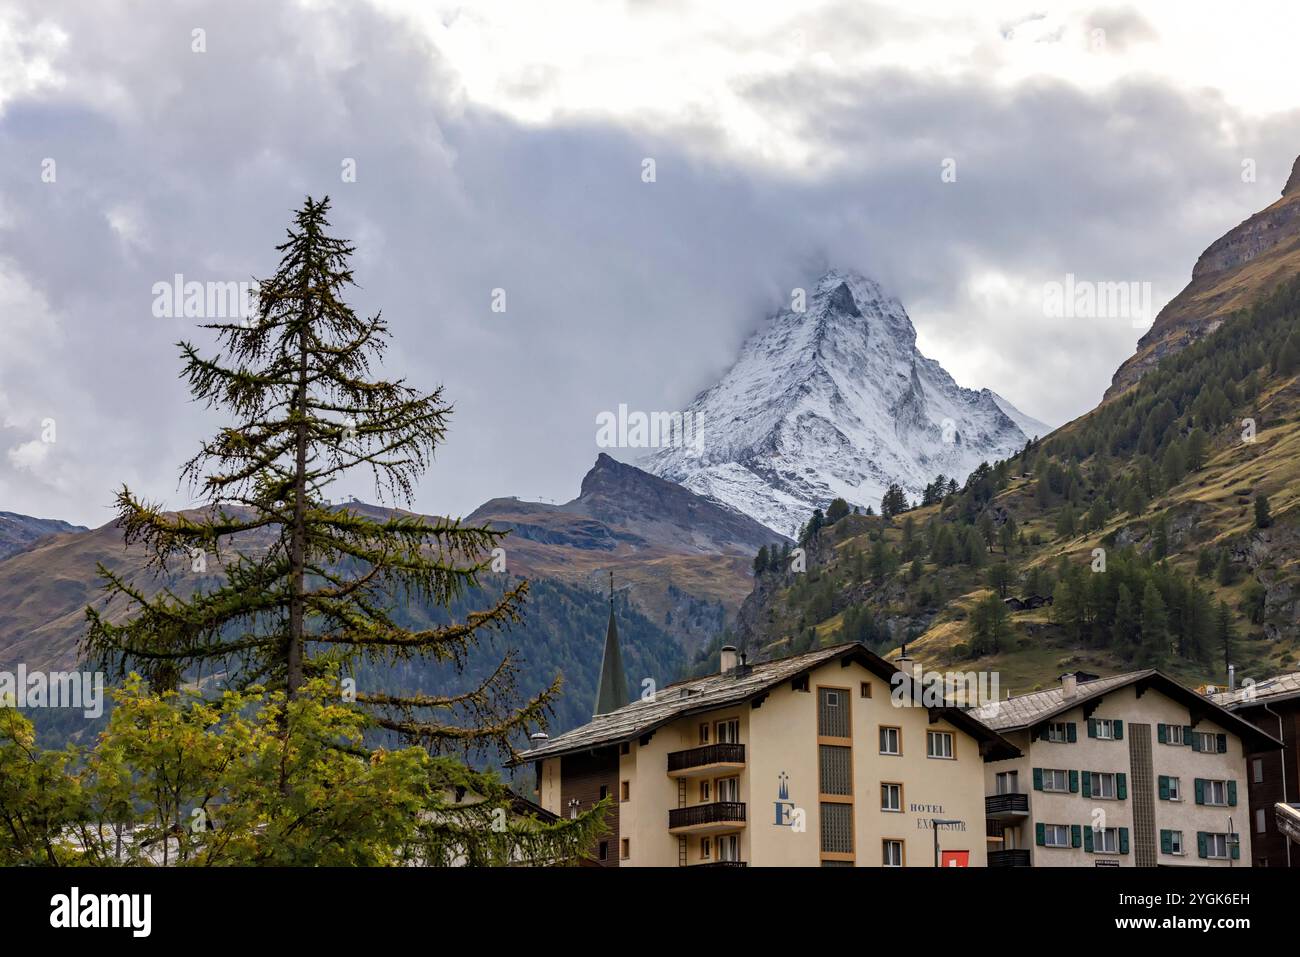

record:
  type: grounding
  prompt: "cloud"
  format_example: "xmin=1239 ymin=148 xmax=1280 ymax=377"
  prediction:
xmin=0 ymin=0 xmax=1297 ymax=527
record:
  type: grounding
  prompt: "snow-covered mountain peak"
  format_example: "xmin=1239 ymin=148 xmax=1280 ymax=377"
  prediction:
xmin=644 ymin=269 xmax=1049 ymax=538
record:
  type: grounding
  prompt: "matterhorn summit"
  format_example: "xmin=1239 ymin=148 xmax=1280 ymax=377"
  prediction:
xmin=645 ymin=269 xmax=1048 ymax=538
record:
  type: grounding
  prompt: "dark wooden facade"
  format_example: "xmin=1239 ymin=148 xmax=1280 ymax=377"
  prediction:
xmin=1232 ymin=699 xmax=1299 ymax=867
xmin=560 ymin=747 xmax=620 ymax=867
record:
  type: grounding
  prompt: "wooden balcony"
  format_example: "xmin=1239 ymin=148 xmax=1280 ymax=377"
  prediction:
xmin=985 ymin=792 xmax=1029 ymax=820
xmin=668 ymin=801 xmax=747 ymax=834
xmin=988 ymin=849 xmax=1031 ymax=867
xmin=666 ymin=743 xmax=746 ymax=778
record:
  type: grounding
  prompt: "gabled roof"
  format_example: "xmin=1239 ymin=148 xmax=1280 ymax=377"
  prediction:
xmin=510 ymin=640 xmax=1019 ymax=765
xmin=1211 ymin=671 xmax=1300 ymax=710
xmin=969 ymin=670 xmax=1282 ymax=752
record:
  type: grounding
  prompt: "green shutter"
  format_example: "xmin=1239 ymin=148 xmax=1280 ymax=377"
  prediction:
xmin=1114 ymin=719 xmax=1124 ymax=740
xmin=1035 ymin=822 xmax=1046 ymax=846
xmin=1119 ymin=827 xmax=1130 ymax=854
xmin=1032 ymin=767 xmax=1044 ymax=791
xmin=1117 ymin=772 xmax=1127 ymax=800
xmin=1160 ymin=830 xmax=1172 ymax=854
xmin=1087 ymin=718 xmax=1097 ymax=739
xmin=1182 ymin=725 xmax=1194 ymax=746
xmin=1067 ymin=722 xmax=1077 ymax=743
xmin=1228 ymin=780 xmax=1238 ymax=806
xmin=1157 ymin=723 xmax=1167 ymax=744
xmin=1191 ymin=732 xmax=1202 ymax=752
xmin=1231 ymin=834 xmax=1240 ymax=860
xmin=1158 ymin=775 xmax=1169 ymax=800
xmin=1069 ymin=769 xmax=1079 ymax=793
xmin=1194 ymin=778 xmax=1206 ymax=805
xmin=1083 ymin=826 xmax=1094 ymax=853
xmin=1071 ymin=824 xmax=1082 ymax=848
xmin=1217 ymin=733 xmax=1228 ymax=754
xmin=1197 ymin=832 xmax=1208 ymax=859
xmin=1081 ymin=770 xmax=1092 ymax=798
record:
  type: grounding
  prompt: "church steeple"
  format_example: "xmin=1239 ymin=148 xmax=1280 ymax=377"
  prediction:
xmin=593 ymin=571 xmax=630 ymax=716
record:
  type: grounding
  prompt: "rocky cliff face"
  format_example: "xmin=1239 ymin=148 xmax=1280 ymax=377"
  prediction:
xmin=1107 ymin=152 xmax=1300 ymax=398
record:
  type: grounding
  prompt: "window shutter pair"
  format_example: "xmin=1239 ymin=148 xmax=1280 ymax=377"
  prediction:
xmin=1217 ymin=733 xmax=1228 ymax=754
xmin=1160 ymin=830 xmax=1172 ymax=854
xmin=1083 ymin=826 xmax=1094 ymax=853
xmin=1227 ymin=781 xmax=1238 ymax=806
xmin=1071 ymin=825 xmax=1081 ymax=848
xmin=1032 ymin=767 xmax=1044 ymax=791
xmin=1194 ymin=778 xmax=1206 ymax=805
xmin=1119 ymin=827 xmax=1130 ymax=854
xmin=1114 ymin=720 xmax=1124 ymax=740
xmin=1157 ymin=723 xmax=1167 ymax=744
xmin=1069 ymin=769 xmax=1079 ymax=793
xmin=1081 ymin=770 xmax=1092 ymax=798
xmin=1197 ymin=832 xmax=1208 ymax=859
xmin=1116 ymin=772 xmax=1128 ymax=800
xmin=1158 ymin=775 xmax=1170 ymax=800
xmin=1035 ymin=822 xmax=1046 ymax=846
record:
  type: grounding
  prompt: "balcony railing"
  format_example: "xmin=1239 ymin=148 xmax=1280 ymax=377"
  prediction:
xmin=693 ymin=860 xmax=747 ymax=867
xmin=988 ymin=849 xmax=1031 ymax=868
xmin=667 ymin=743 xmax=746 ymax=774
xmin=668 ymin=801 xmax=747 ymax=831
xmin=985 ymin=792 xmax=1029 ymax=818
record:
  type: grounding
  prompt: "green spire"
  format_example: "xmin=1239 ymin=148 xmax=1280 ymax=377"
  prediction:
xmin=593 ymin=572 xmax=629 ymax=716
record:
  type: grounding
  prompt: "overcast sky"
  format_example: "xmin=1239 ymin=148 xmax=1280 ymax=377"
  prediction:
xmin=1 ymin=0 xmax=1298 ymax=527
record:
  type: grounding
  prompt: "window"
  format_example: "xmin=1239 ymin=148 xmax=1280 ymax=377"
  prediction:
xmin=699 ymin=780 xmax=711 ymax=802
xmin=927 ymin=731 xmax=954 ymax=759
xmin=715 ymin=718 xmax=740 ymax=744
xmin=700 ymin=837 xmax=712 ymax=860
xmin=820 ymin=802 xmax=853 ymax=855
xmin=1093 ymin=827 xmax=1119 ymax=853
xmin=1167 ymin=777 xmax=1181 ymax=801
xmin=1204 ymin=833 xmax=1229 ymax=860
xmin=698 ymin=723 xmax=710 ymax=745
xmin=1043 ymin=825 xmax=1070 ymax=848
xmin=881 ymin=783 xmax=902 ymax=812
xmin=599 ymin=785 xmax=609 ymax=801
xmin=598 ymin=841 xmax=609 ymax=861
xmin=1042 ymin=769 xmax=1069 ymax=793
xmin=1166 ymin=724 xmax=1184 ymax=745
xmin=1092 ymin=772 xmax=1116 ymax=800
xmin=1203 ymin=779 xmax=1229 ymax=806
xmin=792 ymin=675 xmax=810 ymax=693
xmin=717 ymin=777 xmax=739 ymax=803
xmin=620 ymin=780 xmax=630 ymax=802
xmin=1045 ymin=722 xmax=1073 ymax=743
xmin=1256 ymin=808 xmax=1267 ymax=834
xmin=1163 ymin=830 xmax=1184 ymax=855
xmin=883 ymin=839 xmax=904 ymax=867
xmin=1094 ymin=719 xmax=1115 ymax=740
xmin=1253 ymin=758 xmax=1264 ymax=784
xmin=818 ymin=687 xmax=850 ymax=738
xmin=621 ymin=838 xmax=630 ymax=860
xmin=996 ymin=771 xmax=1019 ymax=795
xmin=860 ymin=681 xmax=872 ymax=698
xmin=879 ymin=726 xmax=901 ymax=755
xmin=1194 ymin=731 xmax=1225 ymax=753
xmin=819 ymin=745 xmax=853 ymax=795
xmin=718 ymin=834 xmax=740 ymax=862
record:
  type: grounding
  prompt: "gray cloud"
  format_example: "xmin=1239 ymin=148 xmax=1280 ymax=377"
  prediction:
xmin=0 ymin=0 xmax=1297 ymax=526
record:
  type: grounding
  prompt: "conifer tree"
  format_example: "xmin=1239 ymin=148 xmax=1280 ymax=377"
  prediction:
xmin=84 ymin=197 xmax=556 ymax=758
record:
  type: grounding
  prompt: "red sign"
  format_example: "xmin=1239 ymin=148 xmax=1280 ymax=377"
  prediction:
xmin=941 ymin=850 xmax=969 ymax=868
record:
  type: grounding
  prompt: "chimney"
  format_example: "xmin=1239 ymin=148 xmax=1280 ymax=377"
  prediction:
xmin=1061 ymin=673 xmax=1078 ymax=699
xmin=896 ymin=642 xmax=914 ymax=675
xmin=1228 ymin=664 xmax=1236 ymax=693
xmin=529 ymin=732 xmax=549 ymax=750
xmin=720 ymin=645 xmax=739 ymax=674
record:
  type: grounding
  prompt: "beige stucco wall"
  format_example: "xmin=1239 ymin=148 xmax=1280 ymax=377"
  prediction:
xmin=982 ymin=683 xmax=1252 ymax=867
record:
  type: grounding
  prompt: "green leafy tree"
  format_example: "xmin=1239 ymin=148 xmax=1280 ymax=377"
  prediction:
xmin=83 ymin=197 xmax=553 ymax=756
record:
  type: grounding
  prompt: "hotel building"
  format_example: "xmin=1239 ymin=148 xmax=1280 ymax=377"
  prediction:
xmin=970 ymin=670 xmax=1281 ymax=867
xmin=515 ymin=609 xmax=1017 ymax=867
